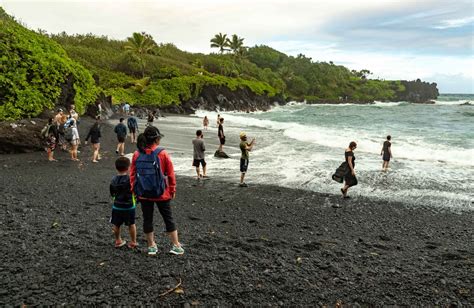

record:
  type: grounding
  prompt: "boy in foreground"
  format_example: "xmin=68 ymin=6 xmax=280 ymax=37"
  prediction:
xmin=110 ymin=157 xmax=137 ymax=249
xmin=239 ymin=132 xmax=255 ymax=187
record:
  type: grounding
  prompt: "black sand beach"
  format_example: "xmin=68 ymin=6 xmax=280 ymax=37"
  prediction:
xmin=0 ymin=118 xmax=472 ymax=306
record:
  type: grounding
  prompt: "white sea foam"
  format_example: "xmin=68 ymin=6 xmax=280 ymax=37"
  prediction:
xmin=187 ymin=104 xmax=474 ymax=210
xmin=434 ymin=100 xmax=472 ymax=105
xmin=196 ymin=111 xmax=473 ymax=167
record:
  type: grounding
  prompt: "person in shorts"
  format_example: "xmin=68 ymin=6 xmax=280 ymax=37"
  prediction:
xmin=127 ymin=113 xmax=139 ymax=144
xmin=114 ymin=118 xmax=127 ymax=156
xmin=239 ymin=132 xmax=255 ymax=187
xmin=192 ymin=129 xmax=207 ymax=179
xmin=68 ymin=119 xmax=80 ymax=161
xmin=110 ymin=157 xmax=137 ymax=249
xmin=380 ymin=135 xmax=392 ymax=172
xmin=218 ymin=117 xmax=225 ymax=152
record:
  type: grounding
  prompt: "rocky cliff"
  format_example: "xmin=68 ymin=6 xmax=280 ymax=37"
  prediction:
xmin=395 ymin=79 xmax=439 ymax=103
xmin=161 ymin=85 xmax=285 ymax=114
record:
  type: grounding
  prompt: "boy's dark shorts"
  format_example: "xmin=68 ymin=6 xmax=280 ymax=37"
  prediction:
xmin=219 ymin=137 xmax=226 ymax=145
xmin=117 ymin=135 xmax=126 ymax=143
xmin=128 ymin=127 xmax=136 ymax=134
xmin=193 ymin=159 xmax=207 ymax=167
xmin=240 ymin=158 xmax=249 ymax=173
xmin=110 ymin=209 xmax=136 ymax=227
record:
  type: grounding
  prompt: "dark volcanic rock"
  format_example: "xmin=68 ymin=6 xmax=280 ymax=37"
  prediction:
xmin=395 ymin=79 xmax=439 ymax=103
xmin=161 ymin=85 xmax=285 ymax=114
xmin=0 ymin=119 xmax=47 ymax=154
xmin=0 ymin=119 xmax=473 ymax=305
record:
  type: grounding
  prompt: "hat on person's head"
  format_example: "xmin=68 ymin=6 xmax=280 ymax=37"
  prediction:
xmin=144 ymin=126 xmax=164 ymax=139
xmin=240 ymin=132 xmax=247 ymax=139
xmin=58 ymin=108 xmax=63 ymax=112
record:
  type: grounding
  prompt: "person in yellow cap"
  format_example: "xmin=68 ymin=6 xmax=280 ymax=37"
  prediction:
xmin=239 ymin=132 xmax=256 ymax=187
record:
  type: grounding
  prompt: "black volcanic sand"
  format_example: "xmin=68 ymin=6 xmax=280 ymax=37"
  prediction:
xmin=0 ymin=118 xmax=472 ymax=306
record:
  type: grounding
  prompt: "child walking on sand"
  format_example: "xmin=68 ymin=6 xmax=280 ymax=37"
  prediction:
xmin=109 ymin=157 xmax=137 ymax=249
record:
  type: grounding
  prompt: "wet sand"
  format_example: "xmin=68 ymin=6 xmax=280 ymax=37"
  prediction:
xmin=0 ymin=117 xmax=472 ymax=306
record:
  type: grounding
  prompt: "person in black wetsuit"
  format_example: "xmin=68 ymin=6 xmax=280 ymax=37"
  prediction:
xmin=341 ymin=141 xmax=357 ymax=198
xmin=380 ymin=135 xmax=392 ymax=172
xmin=217 ymin=117 xmax=225 ymax=152
xmin=85 ymin=116 xmax=102 ymax=163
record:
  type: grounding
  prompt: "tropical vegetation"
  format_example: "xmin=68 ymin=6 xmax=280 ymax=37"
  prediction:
xmin=0 ymin=6 xmax=407 ymax=121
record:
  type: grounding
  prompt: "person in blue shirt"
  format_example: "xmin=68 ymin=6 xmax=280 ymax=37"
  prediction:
xmin=127 ymin=113 xmax=139 ymax=144
xmin=109 ymin=157 xmax=137 ymax=249
xmin=114 ymin=118 xmax=127 ymax=156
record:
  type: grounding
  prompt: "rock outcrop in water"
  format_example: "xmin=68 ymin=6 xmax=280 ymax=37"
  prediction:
xmin=395 ymin=79 xmax=439 ymax=103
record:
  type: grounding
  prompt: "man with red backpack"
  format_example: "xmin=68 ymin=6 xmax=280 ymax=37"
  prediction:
xmin=129 ymin=126 xmax=184 ymax=256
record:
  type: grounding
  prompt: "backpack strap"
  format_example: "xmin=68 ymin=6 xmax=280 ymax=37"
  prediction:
xmin=151 ymin=147 xmax=167 ymax=177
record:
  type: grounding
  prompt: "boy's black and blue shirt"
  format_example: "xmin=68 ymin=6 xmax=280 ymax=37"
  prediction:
xmin=110 ymin=175 xmax=136 ymax=210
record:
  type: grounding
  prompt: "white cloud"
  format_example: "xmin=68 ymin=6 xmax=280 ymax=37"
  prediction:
xmin=433 ymin=16 xmax=474 ymax=29
xmin=1 ymin=0 xmax=473 ymax=93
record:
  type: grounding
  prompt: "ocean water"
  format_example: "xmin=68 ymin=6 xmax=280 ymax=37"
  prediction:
xmin=173 ymin=94 xmax=474 ymax=210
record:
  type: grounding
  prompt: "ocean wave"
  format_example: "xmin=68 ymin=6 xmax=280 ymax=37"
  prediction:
xmin=200 ymin=111 xmax=473 ymax=167
xmin=434 ymin=100 xmax=472 ymax=105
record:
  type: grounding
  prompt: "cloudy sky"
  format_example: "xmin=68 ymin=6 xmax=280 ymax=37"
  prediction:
xmin=2 ymin=0 xmax=473 ymax=93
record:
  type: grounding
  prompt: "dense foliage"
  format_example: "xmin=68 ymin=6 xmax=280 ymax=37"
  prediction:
xmin=51 ymin=31 xmax=404 ymax=106
xmin=0 ymin=6 xmax=409 ymax=120
xmin=0 ymin=8 xmax=98 ymax=120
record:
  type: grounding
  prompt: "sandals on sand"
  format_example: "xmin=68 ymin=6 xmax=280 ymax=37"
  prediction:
xmin=341 ymin=188 xmax=350 ymax=199
xmin=115 ymin=239 xmax=127 ymax=248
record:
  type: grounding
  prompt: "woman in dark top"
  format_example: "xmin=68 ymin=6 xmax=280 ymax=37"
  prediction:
xmin=380 ymin=135 xmax=392 ymax=172
xmin=341 ymin=141 xmax=358 ymax=198
xmin=85 ymin=117 xmax=102 ymax=163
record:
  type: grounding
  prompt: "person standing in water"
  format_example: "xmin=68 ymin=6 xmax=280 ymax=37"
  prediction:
xmin=239 ymin=132 xmax=255 ymax=187
xmin=341 ymin=141 xmax=358 ymax=198
xmin=203 ymin=116 xmax=209 ymax=130
xmin=216 ymin=114 xmax=221 ymax=127
xmin=381 ymin=135 xmax=392 ymax=172
xmin=217 ymin=118 xmax=225 ymax=152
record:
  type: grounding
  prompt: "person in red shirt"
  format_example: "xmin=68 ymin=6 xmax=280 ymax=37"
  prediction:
xmin=130 ymin=126 xmax=184 ymax=256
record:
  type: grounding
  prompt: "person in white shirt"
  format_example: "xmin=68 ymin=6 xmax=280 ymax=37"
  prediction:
xmin=69 ymin=120 xmax=80 ymax=161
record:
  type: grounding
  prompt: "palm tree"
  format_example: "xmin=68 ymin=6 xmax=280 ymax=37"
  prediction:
xmin=227 ymin=34 xmax=245 ymax=55
xmin=210 ymin=33 xmax=229 ymax=54
xmin=278 ymin=66 xmax=295 ymax=83
xmin=124 ymin=32 xmax=158 ymax=77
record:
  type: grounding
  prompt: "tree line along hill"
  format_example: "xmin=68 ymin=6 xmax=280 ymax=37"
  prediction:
xmin=0 ymin=7 xmax=438 ymax=120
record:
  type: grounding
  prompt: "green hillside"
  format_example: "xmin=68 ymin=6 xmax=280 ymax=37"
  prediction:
xmin=52 ymin=32 xmax=404 ymax=106
xmin=1 ymin=6 xmax=405 ymax=120
xmin=0 ymin=8 xmax=98 ymax=120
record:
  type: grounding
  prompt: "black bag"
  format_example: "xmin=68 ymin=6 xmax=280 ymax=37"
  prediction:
xmin=332 ymin=162 xmax=348 ymax=183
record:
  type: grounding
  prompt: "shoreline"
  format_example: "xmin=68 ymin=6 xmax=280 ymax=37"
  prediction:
xmin=0 ymin=118 xmax=473 ymax=305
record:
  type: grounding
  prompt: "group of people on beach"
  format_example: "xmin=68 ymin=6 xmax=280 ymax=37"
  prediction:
xmin=42 ymin=105 xmax=81 ymax=162
xmin=41 ymin=106 xmax=393 ymax=254
xmin=42 ymin=108 xmax=142 ymax=163
xmin=195 ymin=114 xmax=256 ymax=187
xmin=333 ymin=135 xmax=393 ymax=198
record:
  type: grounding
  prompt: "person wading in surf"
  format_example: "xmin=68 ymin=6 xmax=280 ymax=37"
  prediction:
xmin=341 ymin=141 xmax=358 ymax=198
xmin=381 ymin=135 xmax=392 ymax=172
